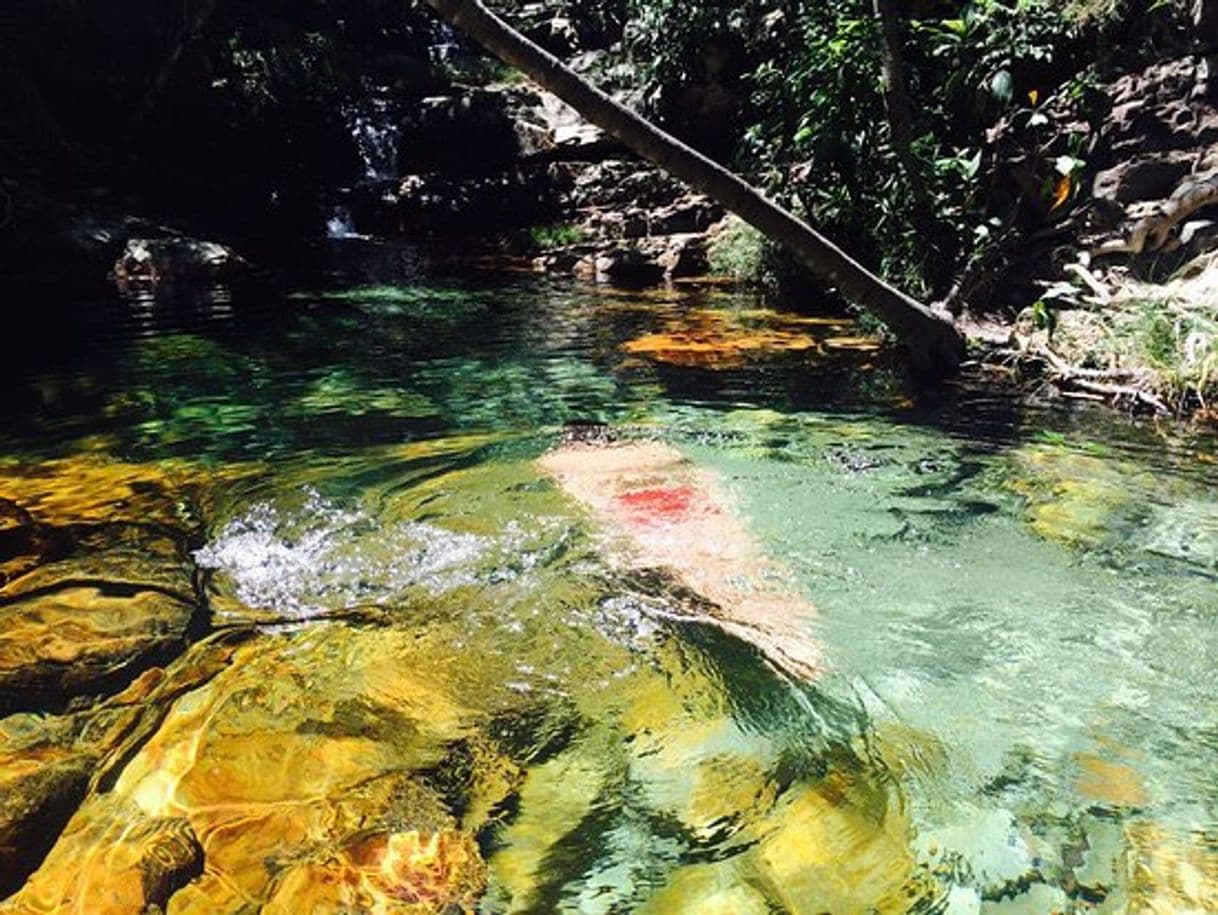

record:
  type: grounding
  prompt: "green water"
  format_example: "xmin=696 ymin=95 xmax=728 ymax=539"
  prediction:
xmin=3 ymin=244 xmax=1217 ymax=911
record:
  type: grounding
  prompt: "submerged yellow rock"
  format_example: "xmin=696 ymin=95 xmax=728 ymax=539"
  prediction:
xmin=748 ymin=771 xmax=919 ymax=914
xmin=621 ymin=307 xmax=871 ymax=370
xmin=1116 ymin=820 xmax=1218 ymax=912
xmin=0 ymin=586 xmax=194 ymax=698
xmin=0 ymin=796 xmax=202 ymax=915
xmin=263 ymin=828 xmax=486 ymax=914
xmin=4 ymin=622 xmax=504 ymax=913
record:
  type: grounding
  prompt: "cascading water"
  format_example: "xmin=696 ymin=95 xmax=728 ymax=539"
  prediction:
xmin=325 ymin=204 xmax=364 ymax=240
xmin=325 ymin=84 xmax=402 ymax=239
xmin=349 ymin=93 xmax=401 ymax=181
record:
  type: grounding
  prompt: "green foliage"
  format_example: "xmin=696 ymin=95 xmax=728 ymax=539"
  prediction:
xmin=529 ymin=223 xmax=587 ymax=250
xmin=222 ymin=29 xmax=344 ymax=113
xmin=624 ymin=0 xmax=1149 ymax=297
xmin=625 ymin=0 xmax=753 ymax=87
xmin=706 ymin=217 xmax=767 ymax=280
xmin=1123 ymin=302 xmax=1218 ymax=394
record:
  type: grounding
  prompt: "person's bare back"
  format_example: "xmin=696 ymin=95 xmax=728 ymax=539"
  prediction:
xmin=540 ymin=439 xmax=823 ymax=679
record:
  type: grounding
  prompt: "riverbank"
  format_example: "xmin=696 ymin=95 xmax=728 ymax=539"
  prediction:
xmin=4 ymin=0 xmax=1216 ymax=420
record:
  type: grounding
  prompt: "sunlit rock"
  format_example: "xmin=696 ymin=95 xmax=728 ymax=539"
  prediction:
xmin=748 ymin=771 xmax=920 ymax=914
xmin=0 ymin=715 xmax=98 ymax=898
xmin=0 ymin=455 xmax=249 ymax=709
xmin=0 ymin=455 xmax=196 ymax=529
xmin=0 ymin=634 xmax=245 ymax=899
xmin=483 ymin=739 xmax=610 ymax=912
xmin=621 ymin=307 xmax=879 ymax=369
xmin=623 ymin=695 xmax=777 ymax=843
xmin=1112 ymin=820 xmax=1218 ymax=912
xmin=623 ymin=321 xmax=818 ymax=370
xmin=0 ymin=796 xmax=202 ymax=915
xmin=1005 ymin=445 xmax=1140 ymax=547
xmin=638 ymin=862 xmax=770 ymax=915
xmin=0 ymin=586 xmax=194 ymax=702
xmin=1074 ymin=750 xmax=1149 ymax=809
xmin=112 ymin=236 xmax=245 ymax=291
xmin=263 ymin=828 xmax=486 ymax=914
xmin=5 ymin=622 xmax=511 ymax=912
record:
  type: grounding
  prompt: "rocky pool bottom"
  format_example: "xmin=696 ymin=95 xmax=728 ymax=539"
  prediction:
xmin=1 ymin=264 xmax=1216 ymax=912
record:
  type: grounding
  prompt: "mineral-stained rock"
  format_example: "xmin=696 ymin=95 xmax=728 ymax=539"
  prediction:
xmin=0 ymin=635 xmax=244 ymax=900
xmin=622 ymin=309 xmax=822 ymax=369
xmin=0 ymin=456 xmax=209 ymax=709
xmin=0 ymin=796 xmax=203 ymax=915
xmin=5 ymin=623 xmax=509 ymax=913
xmin=746 ymin=772 xmax=920 ymax=914
xmin=0 ymin=585 xmax=195 ymax=704
xmin=1 ymin=531 xmax=196 ymax=604
xmin=262 ymin=827 xmax=486 ymax=914
xmin=1116 ymin=819 xmax=1218 ymax=911
xmin=0 ymin=455 xmax=200 ymax=531
xmin=0 ymin=716 xmax=98 ymax=899
xmin=638 ymin=863 xmax=771 ymax=915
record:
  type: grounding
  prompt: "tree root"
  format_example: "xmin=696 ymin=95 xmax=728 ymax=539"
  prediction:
xmin=1027 ymin=341 xmax=1171 ymax=414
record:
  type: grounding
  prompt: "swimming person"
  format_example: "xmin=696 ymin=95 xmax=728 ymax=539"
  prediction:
xmin=539 ymin=435 xmax=824 ymax=679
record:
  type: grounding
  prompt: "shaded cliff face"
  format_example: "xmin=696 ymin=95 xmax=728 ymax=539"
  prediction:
xmin=0 ymin=1 xmax=440 ymax=225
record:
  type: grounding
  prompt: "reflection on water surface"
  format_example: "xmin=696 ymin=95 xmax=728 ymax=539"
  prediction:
xmin=1 ymin=245 xmax=1216 ymax=912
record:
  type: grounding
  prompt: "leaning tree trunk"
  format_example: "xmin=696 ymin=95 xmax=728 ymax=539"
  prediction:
xmin=419 ymin=0 xmax=965 ymax=374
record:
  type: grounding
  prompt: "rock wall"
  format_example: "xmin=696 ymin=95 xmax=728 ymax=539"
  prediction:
xmin=978 ymin=42 xmax=1218 ymax=310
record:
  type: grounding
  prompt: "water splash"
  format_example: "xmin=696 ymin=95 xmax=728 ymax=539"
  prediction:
xmin=325 ymin=205 xmax=365 ymax=240
xmin=194 ymin=488 xmax=577 ymax=619
xmin=348 ymin=94 xmax=400 ymax=181
xmin=195 ymin=488 xmax=488 ymax=616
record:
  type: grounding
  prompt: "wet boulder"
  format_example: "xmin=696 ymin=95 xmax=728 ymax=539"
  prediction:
xmin=583 ymin=247 xmax=667 ymax=286
xmin=5 ymin=623 xmax=516 ymax=912
xmin=0 ymin=633 xmax=247 ymax=901
xmin=0 ymin=715 xmax=98 ymax=899
xmin=0 ymin=456 xmax=205 ymax=710
xmin=0 ymin=796 xmax=203 ymax=915
xmin=0 ymin=586 xmax=195 ymax=706
xmin=261 ymin=826 xmax=486 ymax=913
xmin=111 ymin=236 xmax=246 ymax=291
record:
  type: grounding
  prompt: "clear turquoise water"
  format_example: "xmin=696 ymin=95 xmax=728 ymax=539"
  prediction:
xmin=5 ymin=242 xmax=1217 ymax=910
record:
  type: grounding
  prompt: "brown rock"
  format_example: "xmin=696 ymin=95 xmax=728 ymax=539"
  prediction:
xmin=0 ymin=797 xmax=203 ymax=915
xmin=0 ymin=586 xmax=194 ymax=704
xmin=0 ymin=720 xmax=97 ymax=898
xmin=0 ymin=636 xmax=244 ymax=900
xmin=1092 ymin=155 xmax=1193 ymax=204
xmin=0 ymin=500 xmax=47 ymax=590
xmin=263 ymin=828 xmax=487 ymax=914
xmin=5 ymin=624 xmax=511 ymax=912
xmin=593 ymin=248 xmax=667 ymax=286
xmin=0 ymin=455 xmax=198 ymax=530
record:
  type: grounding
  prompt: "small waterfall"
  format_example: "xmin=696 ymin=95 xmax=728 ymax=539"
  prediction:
xmin=323 ymin=84 xmax=402 ymax=238
xmin=347 ymin=90 xmax=401 ymax=181
xmin=325 ymin=204 xmax=364 ymax=240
